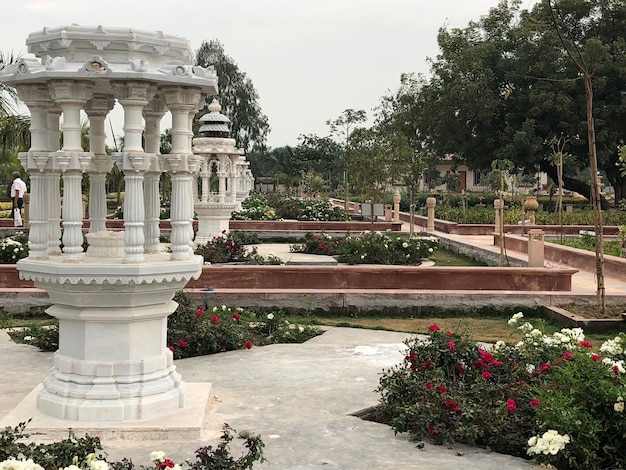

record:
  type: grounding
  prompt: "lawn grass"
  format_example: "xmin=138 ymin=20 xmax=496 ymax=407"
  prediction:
xmin=429 ymin=247 xmax=488 ymax=266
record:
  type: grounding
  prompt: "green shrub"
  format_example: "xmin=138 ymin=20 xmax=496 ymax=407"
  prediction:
xmin=0 ymin=231 xmax=29 ymax=264
xmin=9 ymin=292 xmax=321 ymax=359
xmin=377 ymin=315 xmax=626 ymax=468
xmin=194 ymin=231 xmax=257 ymax=264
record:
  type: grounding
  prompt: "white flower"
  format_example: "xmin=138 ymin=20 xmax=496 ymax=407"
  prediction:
xmin=428 ymin=247 xmax=434 ymax=253
xmin=614 ymin=397 xmax=624 ymax=412
xmin=518 ymin=322 xmax=533 ymax=333
xmin=527 ymin=430 xmax=570 ymax=456
xmin=402 ymin=242 xmax=409 ymax=248
xmin=267 ymin=313 xmax=274 ymax=320
xmin=508 ymin=312 xmax=524 ymax=325
xmin=526 ymin=364 xmax=536 ymax=374
xmin=88 ymin=460 xmax=109 ymax=470
xmin=530 ymin=329 xmax=543 ymax=338
xmin=23 ymin=336 xmax=33 ymax=342
xmin=0 ymin=458 xmax=45 ymax=470
xmin=150 ymin=451 xmax=166 ymax=463
xmin=298 ymin=326 xmax=305 ymax=333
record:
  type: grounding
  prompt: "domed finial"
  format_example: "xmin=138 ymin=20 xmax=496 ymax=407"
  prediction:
xmin=208 ymin=98 xmax=221 ymax=114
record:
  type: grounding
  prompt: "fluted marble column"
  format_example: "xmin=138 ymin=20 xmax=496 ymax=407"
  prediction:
xmin=46 ymin=108 xmax=62 ymax=255
xmin=49 ymin=80 xmax=95 ymax=259
xmin=112 ymin=81 xmax=155 ymax=263
xmin=85 ymin=95 xmax=115 ymax=233
xmin=15 ymin=84 xmax=52 ymax=259
xmin=161 ymin=86 xmax=202 ymax=260
xmin=143 ymin=94 xmax=166 ymax=254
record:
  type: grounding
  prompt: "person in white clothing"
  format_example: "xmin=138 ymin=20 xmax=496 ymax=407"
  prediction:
xmin=10 ymin=171 xmax=27 ymax=226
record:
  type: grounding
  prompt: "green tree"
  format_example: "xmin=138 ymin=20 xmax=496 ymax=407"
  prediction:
xmin=194 ymin=39 xmax=270 ymax=153
xmin=326 ymin=109 xmax=367 ymax=207
xmin=294 ymin=134 xmax=343 ymax=191
xmin=394 ymin=0 xmax=626 ymax=207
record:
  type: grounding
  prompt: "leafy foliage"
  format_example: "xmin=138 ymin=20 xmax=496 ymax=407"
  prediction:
xmin=9 ymin=292 xmax=321 ymax=359
xmin=194 ymin=231 xmax=257 ymax=264
xmin=291 ymin=231 xmax=438 ymax=266
xmin=377 ymin=315 xmax=626 ymax=468
xmin=194 ymin=40 xmax=269 ymax=153
xmin=0 ymin=421 xmax=265 ymax=470
xmin=0 ymin=231 xmax=29 ymax=263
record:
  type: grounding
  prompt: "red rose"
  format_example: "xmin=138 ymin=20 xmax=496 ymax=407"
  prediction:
xmin=530 ymin=399 xmax=541 ymax=408
xmin=447 ymin=341 xmax=456 ymax=351
xmin=244 ymin=341 xmax=253 ymax=349
xmin=437 ymin=385 xmax=447 ymax=396
xmin=233 ymin=313 xmax=241 ymax=321
xmin=482 ymin=371 xmax=493 ymax=379
xmin=429 ymin=324 xmax=441 ymax=332
xmin=506 ymin=398 xmax=516 ymax=413
xmin=425 ymin=382 xmax=433 ymax=390
xmin=178 ymin=339 xmax=187 ymax=348
xmin=591 ymin=354 xmax=602 ymax=362
xmin=168 ymin=345 xmax=174 ymax=352
xmin=562 ymin=351 xmax=573 ymax=361
xmin=211 ymin=315 xmax=219 ymax=324
xmin=578 ymin=340 xmax=593 ymax=348
xmin=196 ymin=306 xmax=205 ymax=318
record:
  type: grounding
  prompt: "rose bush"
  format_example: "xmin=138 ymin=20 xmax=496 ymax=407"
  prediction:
xmin=377 ymin=314 xmax=626 ymax=469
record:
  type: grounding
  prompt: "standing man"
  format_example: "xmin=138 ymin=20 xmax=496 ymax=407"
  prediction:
xmin=11 ymin=171 xmax=27 ymax=226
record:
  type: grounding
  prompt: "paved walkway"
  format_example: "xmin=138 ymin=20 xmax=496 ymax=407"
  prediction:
xmin=0 ymin=327 xmax=539 ymax=469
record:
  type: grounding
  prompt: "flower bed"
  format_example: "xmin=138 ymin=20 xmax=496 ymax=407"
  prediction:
xmin=376 ymin=313 xmax=626 ymax=469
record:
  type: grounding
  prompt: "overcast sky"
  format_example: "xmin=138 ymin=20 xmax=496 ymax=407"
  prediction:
xmin=1 ymin=0 xmax=536 ymax=149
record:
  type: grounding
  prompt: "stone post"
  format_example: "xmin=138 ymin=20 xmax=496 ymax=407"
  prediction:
xmin=528 ymin=229 xmax=545 ymax=267
xmin=393 ymin=189 xmax=401 ymax=222
xmin=494 ymin=198 xmax=503 ymax=232
xmin=426 ymin=196 xmax=436 ymax=232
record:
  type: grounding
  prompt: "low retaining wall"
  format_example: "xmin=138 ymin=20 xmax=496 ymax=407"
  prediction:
xmin=496 ymin=233 xmax=626 ymax=279
xmin=186 ymin=265 xmax=576 ymax=291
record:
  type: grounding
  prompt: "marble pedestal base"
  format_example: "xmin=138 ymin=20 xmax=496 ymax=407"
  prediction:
xmin=194 ymin=202 xmax=237 ymax=245
xmin=16 ymin=251 xmax=203 ymax=422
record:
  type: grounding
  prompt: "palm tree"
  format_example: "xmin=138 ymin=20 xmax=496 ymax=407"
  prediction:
xmin=0 ymin=52 xmax=31 ymax=193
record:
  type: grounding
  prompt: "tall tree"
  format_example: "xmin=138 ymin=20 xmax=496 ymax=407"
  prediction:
xmin=194 ymin=39 xmax=270 ymax=153
xmin=294 ymin=134 xmax=343 ymax=190
xmin=395 ymin=0 xmax=626 ymax=207
xmin=326 ymin=109 xmax=367 ymax=207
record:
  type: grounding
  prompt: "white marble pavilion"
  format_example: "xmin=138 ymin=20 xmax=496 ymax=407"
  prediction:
xmin=0 ymin=25 xmax=217 ymax=421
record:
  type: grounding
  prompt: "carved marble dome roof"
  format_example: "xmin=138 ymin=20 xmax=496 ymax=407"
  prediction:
xmin=198 ymin=99 xmax=231 ymax=137
xmin=0 ymin=25 xmax=217 ymax=95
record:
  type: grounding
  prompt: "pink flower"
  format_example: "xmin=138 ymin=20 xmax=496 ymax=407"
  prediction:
xmin=592 ymin=354 xmax=602 ymax=362
xmin=562 ymin=351 xmax=573 ymax=361
xmin=478 ymin=348 xmax=495 ymax=364
xmin=530 ymin=399 xmax=541 ymax=408
xmin=168 ymin=345 xmax=174 ymax=352
xmin=437 ymin=385 xmax=447 ymax=396
xmin=422 ymin=360 xmax=434 ymax=369
xmin=447 ymin=341 xmax=456 ymax=351
xmin=211 ymin=315 xmax=219 ymax=324
xmin=579 ymin=340 xmax=593 ymax=348
xmin=178 ymin=339 xmax=187 ymax=348
xmin=233 ymin=313 xmax=241 ymax=321
xmin=196 ymin=306 xmax=205 ymax=318
xmin=446 ymin=330 xmax=453 ymax=337
xmin=429 ymin=324 xmax=441 ymax=332
xmin=482 ymin=371 xmax=493 ymax=379
xmin=425 ymin=382 xmax=433 ymax=390
xmin=506 ymin=398 xmax=517 ymax=413
xmin=244 ymin=341 xmax=253 ymax=349
xmin=491 ymin=360 xmax=502 ymax=367
xmin=613 ymin=365 xmax=621 ymax=375
xmin=540 ymin=363 xmax=551 ymax=372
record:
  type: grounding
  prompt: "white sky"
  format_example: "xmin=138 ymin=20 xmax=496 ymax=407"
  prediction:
xmin=0 ymin=0 xmax=536 ymax=149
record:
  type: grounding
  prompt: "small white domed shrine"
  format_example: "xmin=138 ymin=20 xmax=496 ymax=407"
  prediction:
xmin=192 ymin=99 xmax=252 ymax=244
xmin=0 ymin=25 xmax=217 ymax=422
